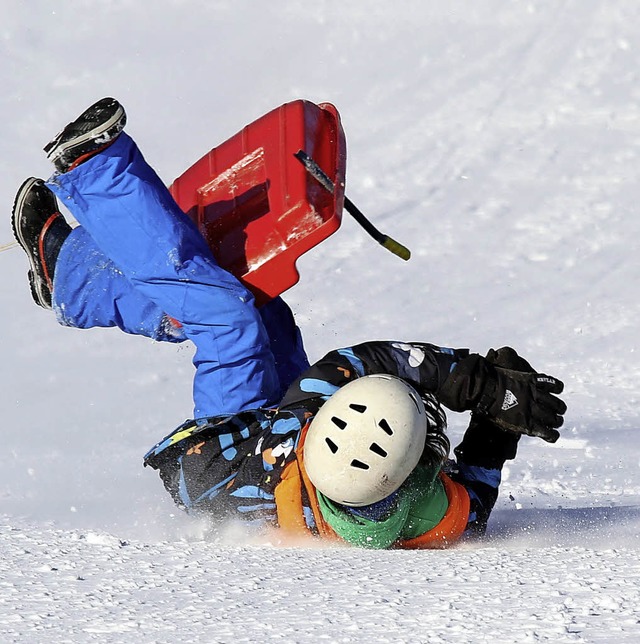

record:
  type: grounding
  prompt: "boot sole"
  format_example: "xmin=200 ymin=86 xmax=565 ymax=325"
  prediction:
xmin=44 ymin=102 xmax=126 ymax=166
xmin=11 ymin=178 xmax=53 ymax=309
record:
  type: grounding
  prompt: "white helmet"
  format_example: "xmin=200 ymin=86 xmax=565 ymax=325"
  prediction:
xmin=304 ymin=374 xmax=428 ymax=507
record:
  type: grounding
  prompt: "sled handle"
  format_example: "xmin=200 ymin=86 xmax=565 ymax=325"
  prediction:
xmin=294 ymin=150 xmax=411 ymax=261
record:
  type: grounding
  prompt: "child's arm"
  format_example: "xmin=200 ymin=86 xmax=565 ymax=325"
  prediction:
xmin=452 ymin=417 xmax=520 ymax=534
xmin=279 ymin=340 xmax=469 ymax=411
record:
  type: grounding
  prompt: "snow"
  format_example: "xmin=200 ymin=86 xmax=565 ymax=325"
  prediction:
xmin=1 ymin=1 xmax=640 ymax=641
xmin=4 ymin=515 xmax=639 ymax=643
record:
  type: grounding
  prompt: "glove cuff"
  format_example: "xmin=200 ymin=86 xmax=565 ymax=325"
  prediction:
xmin=454 ymin=415 xmax=520 ymax=469
xmin=439 ymin=353 xmax=493 ymax=412
xmin=474 ymin=371 xmax=499 ymax=417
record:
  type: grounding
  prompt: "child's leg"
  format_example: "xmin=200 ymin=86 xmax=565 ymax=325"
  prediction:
xmin=55 ymin=230 xmax=309 ymax=390
xmin=259 ymin=296 xmax=310 ymax=397
xmin=47 ymin=132 xmax=280 ymax=418
xmin=54 ymin=226 xmax=185 ymax=342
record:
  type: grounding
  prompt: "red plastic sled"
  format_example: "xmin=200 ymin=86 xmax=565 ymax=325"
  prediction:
xmin=169 ymin=100 xmax=347 ymax=305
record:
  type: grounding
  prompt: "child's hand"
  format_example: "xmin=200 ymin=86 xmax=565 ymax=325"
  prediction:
xmin=475 ymin=367 xmax=566 ymax=443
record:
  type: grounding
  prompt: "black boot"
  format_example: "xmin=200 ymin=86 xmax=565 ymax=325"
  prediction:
xmin=43 ymin=97 xmax=126 ymax=173
xmin=11 ymin=178 xmax=72 ymax=309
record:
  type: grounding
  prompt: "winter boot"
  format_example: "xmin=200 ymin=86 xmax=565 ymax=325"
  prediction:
xmin=11 ymin=177 xmax=72 ymax=309
xmin=43 ymin=97 xmax=126 ymax=173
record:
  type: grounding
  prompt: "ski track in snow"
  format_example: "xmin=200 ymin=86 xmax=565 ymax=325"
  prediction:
xmin=2 ymin=1 xmax=640 ymax=641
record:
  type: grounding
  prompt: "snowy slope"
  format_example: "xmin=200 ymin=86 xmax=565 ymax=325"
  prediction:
xmin=1 ymin=1 xmax=640 ymax=642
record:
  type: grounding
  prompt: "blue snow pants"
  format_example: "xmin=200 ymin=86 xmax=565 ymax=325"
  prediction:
xmin=47 ymin=132 xmax=309 ymax=418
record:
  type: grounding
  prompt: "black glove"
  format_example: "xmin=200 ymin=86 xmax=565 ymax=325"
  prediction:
xmin=439 ymin=349 xmax=567 ymax=443
xmin=475 ymin=364 xmax=566 ymax=443
xmin=485 ymin=346 xmax=534 ymax=373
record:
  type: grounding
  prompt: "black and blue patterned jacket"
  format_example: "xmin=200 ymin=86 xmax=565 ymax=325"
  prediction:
xmin=144 ymin=341 xmax=519 ymax=536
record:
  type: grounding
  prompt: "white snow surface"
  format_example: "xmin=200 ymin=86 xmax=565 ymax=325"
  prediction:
xmin=2 ymin=1 xmax=640 ymax=642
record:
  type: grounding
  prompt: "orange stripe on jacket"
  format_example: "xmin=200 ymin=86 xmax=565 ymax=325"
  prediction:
xmin=274 ymin=421 xmax=339 ymax=540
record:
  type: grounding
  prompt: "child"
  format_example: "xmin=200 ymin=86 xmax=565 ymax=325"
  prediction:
xmin=12 ymin=98 xmax=566 ymax=548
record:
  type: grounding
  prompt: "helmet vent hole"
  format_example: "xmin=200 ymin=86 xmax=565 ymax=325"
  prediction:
xmin=350 ymin=459 xmax=370 ymax=470
xmin=378 ymin=419 xmax=393 ymax=436
xmin=349 ymin=403 xmax=367 ymax=413
xmin=325 ymin=438 xmax=338 ymax=454
xmin=369 ymin=442 xmax=387 ymax=458
xmin=331 ymin=416 xmax=347 ymax=430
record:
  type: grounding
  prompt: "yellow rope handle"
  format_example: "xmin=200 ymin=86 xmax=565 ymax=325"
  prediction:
xmin=0 ymin=241 xmax=18 ymax=253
